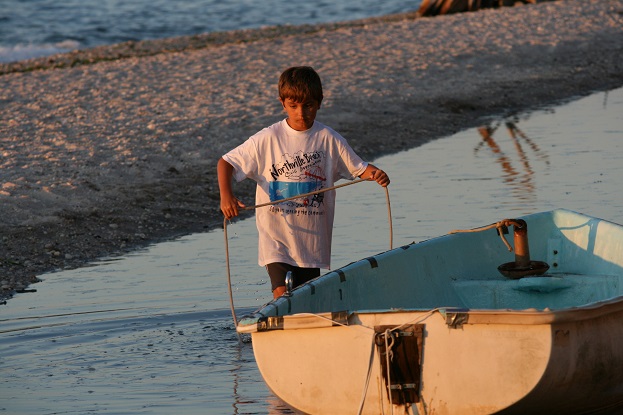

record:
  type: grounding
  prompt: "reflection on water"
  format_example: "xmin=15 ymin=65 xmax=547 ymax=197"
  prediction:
xmin=333 ymin=87 xmax=622 ymax=255
xmin=475 ymin=119 xmax=551 ymax=203
xmin=0 ymin=87 xmax=621 ymax=414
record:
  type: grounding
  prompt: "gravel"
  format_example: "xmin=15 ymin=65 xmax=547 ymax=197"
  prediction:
xmin=1 ymin=0 xmax=622 ymax=301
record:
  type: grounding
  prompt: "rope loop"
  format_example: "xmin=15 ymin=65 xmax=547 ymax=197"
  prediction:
xmin=449 ymin=219 xmax=525 ymax=252
xmin=224 ymin=178 xmax=393 ymax=340
xmin=384 ymin=328 xmax=396 ymax=411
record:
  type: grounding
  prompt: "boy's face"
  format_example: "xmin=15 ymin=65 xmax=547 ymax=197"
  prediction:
xmin=280 ymin=97 xmax=320 ymax=131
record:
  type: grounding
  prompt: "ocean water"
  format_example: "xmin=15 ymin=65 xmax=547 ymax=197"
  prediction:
xmin=0 ymin=0 xmax=420 ymax=63
xmin=1 ymin=87 xmax=621 ymax=414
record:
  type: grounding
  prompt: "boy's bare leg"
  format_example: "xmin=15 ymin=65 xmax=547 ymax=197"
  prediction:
xmin=273 ymin=286 xmax=286 ymax=299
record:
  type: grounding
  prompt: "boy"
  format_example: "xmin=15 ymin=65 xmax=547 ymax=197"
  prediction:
xmin=218 ymin=66 xmax=390 ymax=299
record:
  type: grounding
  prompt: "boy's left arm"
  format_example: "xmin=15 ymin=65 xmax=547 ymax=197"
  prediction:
xmin=359 ymin=164 xmax=390 ymax=187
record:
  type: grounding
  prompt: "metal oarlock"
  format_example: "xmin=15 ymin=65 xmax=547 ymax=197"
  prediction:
xmin=497 ymin=219 xmax=550 ymax=279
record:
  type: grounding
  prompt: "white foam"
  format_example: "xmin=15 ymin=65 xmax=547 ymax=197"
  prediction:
xmin=0 ymin=40 xmax=81 ymax=64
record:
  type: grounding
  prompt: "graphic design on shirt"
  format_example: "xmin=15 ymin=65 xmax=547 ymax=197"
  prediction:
xmin=268 ymin=150 xmax=326 ymax=211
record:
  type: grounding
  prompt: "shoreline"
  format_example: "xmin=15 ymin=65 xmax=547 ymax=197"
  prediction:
xmin=0 ymin=11 xmax=421 ymax=76
xmin=1 ymin=0 xmax=623 ymax=301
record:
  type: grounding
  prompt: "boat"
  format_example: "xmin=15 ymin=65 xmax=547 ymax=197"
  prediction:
xmin=236 ymin=209 xmax=623 ymax=415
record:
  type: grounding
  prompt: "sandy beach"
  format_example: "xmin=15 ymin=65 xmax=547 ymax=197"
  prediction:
xmin=1 ymin=0 xmax=622 ymax=300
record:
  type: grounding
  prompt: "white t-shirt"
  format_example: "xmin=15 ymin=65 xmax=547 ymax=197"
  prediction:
xmin=223 ymin=119 xmax=368 ymax=269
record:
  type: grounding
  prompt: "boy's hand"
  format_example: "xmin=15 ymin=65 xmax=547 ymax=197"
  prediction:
xmin=369 ymin=169 xmax=390 ymax=187
xmin=218 ymin=158 xmax=246 ymax=219
xmin=220 ymin=195 xmax=246 ymax=220
xmin=359 ymin=164 xmax=390 ymax=187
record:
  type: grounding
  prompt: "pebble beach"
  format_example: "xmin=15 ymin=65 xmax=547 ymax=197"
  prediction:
xmin=1 ymin=0 xmax=622 ymax=299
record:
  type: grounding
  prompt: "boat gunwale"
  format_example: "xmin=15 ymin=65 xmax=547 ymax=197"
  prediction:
xmin=237 ymin=293 xmax=623 ymax=333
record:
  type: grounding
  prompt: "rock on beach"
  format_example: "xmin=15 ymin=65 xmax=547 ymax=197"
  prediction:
xmin=1 ymin=0 xmax=622 ymax=300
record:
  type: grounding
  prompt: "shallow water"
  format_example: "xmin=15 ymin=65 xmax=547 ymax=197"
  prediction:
xmin=0 ymin=0 xmax=419 ymax=62
xmin=1 ymin=87 xmax=622 ymax=414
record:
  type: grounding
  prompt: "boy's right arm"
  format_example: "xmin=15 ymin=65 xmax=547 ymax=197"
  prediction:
xmin=217 ymin=158 xmax=246 ymax=219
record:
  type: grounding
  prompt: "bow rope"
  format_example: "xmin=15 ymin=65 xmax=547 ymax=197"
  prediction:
xmin=224 ymin=178 xmax=393 ymax=343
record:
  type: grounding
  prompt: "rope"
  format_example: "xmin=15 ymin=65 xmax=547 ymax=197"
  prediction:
xmin=223 ymin=215 xmax=243 ymax=345
xmin=449 ymin=219 xmax=524 ymax=252
xmin=384 ymin=328 xmax=396 ymax=413
xmin=224 ymin=178 xmax=393 ymax=336
xmin=275 ymin=309 xmax=439 ymax=414
xmin=385 ymin=187 xmax=393 ymax=250
xmin=371 ymin=310 xmax=438 ymax=414
xmin=357 ymin=334 xmax=378 ymax=415
xmin=296 ymin=310 xmax=439 ymax=415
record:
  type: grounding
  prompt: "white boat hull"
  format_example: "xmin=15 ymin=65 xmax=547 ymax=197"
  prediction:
xmin=238 ymin=209 xmax=623 ymax=414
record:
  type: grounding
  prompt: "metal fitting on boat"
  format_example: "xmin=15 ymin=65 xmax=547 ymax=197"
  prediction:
xmin=284 ymin=271 xmax=293 ymax=297
xmin=498 ymin=219 xmax=549 ymax=279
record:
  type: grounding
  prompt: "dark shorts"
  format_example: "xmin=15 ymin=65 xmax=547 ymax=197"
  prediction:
xmin=266 ymin=262 xmax=320 ymax=292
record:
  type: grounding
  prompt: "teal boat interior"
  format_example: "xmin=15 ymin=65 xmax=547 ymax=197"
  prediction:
xmin=240 ymin=209 xmax=623 ymax=323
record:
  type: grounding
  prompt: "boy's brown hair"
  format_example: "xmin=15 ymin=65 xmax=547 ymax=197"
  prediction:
xmin=278 ymin=66 xmax=323 ymax=105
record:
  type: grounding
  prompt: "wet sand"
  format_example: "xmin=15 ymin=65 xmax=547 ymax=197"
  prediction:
xmin=1 ymin=0 xmax=622 ymax=299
